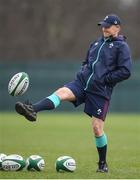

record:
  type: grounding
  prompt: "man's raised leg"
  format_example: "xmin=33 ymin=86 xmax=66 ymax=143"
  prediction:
xmin=15 ymin=87 xmax=76 ymax=122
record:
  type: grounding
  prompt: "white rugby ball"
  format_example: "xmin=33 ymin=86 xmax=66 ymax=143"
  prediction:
xmin=26 ymin=155 xmax=45 ymax=171
xmin=2 ymin=154 xmax=26 ymax=171
xmin=0 ymin=153 xmax=7 ymax=170
xmin=8 ymin=72 xmax=29 ymax=96
xmin=55 ymin=156 xmax=76 ymax=172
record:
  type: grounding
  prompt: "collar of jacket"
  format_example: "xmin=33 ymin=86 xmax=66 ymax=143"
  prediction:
xmin=102 ymin=35 xmax=126 ymax=42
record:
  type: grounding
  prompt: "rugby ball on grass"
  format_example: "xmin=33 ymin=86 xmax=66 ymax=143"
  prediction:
xmin=26 ymin=155 xmax=45 ymax=171
xmin=2 ymin=154 xmax=26 ymax=171
xmin=55 ymin=156 xmax=76 ymax=172
xmin=0 ymin=153 xmax=7 ymax=170
xmin=8 ymin=72 xmax=29 ymax=96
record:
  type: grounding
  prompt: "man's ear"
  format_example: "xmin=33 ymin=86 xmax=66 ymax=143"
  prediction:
xmin=116 ymin=25 xmax=121 ymax=30
xmin=116 ymin=25 xmax=121 ymax=33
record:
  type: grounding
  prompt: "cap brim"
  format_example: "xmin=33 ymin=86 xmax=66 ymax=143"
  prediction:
xmin=98 ymin=21 xmax=111 ymax=28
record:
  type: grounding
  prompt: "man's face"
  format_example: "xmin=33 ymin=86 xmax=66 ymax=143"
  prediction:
xmin=102 ymin=25 xmax=120 ymax=38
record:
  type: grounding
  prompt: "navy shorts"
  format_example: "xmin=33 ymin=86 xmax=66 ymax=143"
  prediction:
xmin=64 ymin=80 xmax=109 ymax=121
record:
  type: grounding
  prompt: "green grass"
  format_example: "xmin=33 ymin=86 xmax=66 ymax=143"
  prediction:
xmin=0 ymin=112 xmax=140 ymax=179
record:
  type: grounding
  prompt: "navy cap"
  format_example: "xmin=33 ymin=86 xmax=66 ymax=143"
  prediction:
xmin=98 ymin=14 xmax=121 ymax=28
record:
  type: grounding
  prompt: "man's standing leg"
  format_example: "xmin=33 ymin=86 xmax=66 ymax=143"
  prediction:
xmin=92 ymin=117 xmax=108 ymax=173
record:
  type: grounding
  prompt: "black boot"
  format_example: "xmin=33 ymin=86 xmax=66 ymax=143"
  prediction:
xmin=15 ymin=101 xmax=37 ymax=122
xmin=96 ymin=161 xmax=108 ymax=173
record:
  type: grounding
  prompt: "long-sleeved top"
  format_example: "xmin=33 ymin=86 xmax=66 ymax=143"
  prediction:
xmin=76 ymin=35 xmax=132 ymax=100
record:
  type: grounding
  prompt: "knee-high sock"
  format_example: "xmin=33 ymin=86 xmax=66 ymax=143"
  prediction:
xmin=95 ymin=133 xmax=107 ymax=163
xmin=33 ymin=93 xmax=61 ymax=112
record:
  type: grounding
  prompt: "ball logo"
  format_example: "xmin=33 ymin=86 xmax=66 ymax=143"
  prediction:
xmin=8 ymin=73 xmax=21 ymax=93
xmin=38 ymin=159 xmax=45 ymax=170
xmin=66 ymin=161 xmax=75 ymax=167
xmin=17 ymin=79 xmax=28 ymax=95
xmin=38 ymin=162 xmax=45 ymax=168
xmin=2 ymin=162 xmax=20 ymax=171
xmin=63 ymin=159 xmax=76 ymax=171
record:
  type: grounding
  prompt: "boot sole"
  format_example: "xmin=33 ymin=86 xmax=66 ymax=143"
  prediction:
xmin=15 ymin=102 xmax=36 ymax=121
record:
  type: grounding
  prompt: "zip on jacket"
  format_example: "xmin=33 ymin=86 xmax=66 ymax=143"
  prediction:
xmin=84 ymin=38 xmax=109 ymax=90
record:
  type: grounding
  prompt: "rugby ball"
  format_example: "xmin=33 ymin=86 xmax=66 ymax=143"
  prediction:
xmin=26 ymin=155 xmax=45 ymax=171
xmin=2 ymin=154 xmax=26 ymax=171
xmin=0 ymin=153 xmax=7 ymax=170
xmin=55 ymin=156 xmax=76 ymax=172
xmin=8 ymin=72 xmax=29 ymax=96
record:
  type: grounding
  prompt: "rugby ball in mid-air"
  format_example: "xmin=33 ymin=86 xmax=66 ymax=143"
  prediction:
xmin=0 ymin=153 xmax=7 ymax=170
xmin=2 ymin=154 xmax=26 ymax=171
xmin=55 ymin=156 xmax=76 ymax=172
xmin=8 ymin=72 xmax=29 ymax=96
xmin=26 ymin=155 xmax=45 ymax=171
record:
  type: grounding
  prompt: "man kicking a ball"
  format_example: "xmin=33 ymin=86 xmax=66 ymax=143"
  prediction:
xmin=15 ymin=14 xmax=132 ymax=173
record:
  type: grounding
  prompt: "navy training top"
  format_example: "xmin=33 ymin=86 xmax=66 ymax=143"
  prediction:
xmin=76 ymin=35 xmax=132 ymax=100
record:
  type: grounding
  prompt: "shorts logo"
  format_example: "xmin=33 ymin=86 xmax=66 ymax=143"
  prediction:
xmin=97 ymin=109 xmax=102 ymax=115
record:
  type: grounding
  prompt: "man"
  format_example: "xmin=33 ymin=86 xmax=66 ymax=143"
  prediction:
xmin=15 ymin=14 xmax=132 ymax=173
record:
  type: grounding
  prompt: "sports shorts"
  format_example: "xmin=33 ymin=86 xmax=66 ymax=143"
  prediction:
xmin=64 ymin=79 xmax=109 ymax=121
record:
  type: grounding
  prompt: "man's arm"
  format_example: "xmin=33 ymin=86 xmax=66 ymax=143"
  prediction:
xmin=104 ymin=43 xmax=132 ymax=85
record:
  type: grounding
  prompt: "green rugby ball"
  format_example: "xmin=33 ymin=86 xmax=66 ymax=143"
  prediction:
xmin=26 ymin=155 xmax=45 ymax=171
xmin=0 ymin=153 xmax=7 ymax=170
xmin=8 ymin=72 xmax=29 ymax=96
xmin=55 ymin=156 xmax=76 ymax=172
xmin=2 ymin=154 xmax=26 ymax=171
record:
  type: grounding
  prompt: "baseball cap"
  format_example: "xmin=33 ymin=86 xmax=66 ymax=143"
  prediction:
xmin=98 ymin=14 xmax=121 ymax=28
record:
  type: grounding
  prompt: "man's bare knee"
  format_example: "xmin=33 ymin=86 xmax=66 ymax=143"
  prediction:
xmin=92 ymin=117 xmax=104 ymax=137
xmin=55 ymin=87 xmax=76 ymax=101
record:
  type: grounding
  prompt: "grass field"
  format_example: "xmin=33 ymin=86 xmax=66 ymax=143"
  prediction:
xmin=0 ymin=112 xmax=140 ymax=179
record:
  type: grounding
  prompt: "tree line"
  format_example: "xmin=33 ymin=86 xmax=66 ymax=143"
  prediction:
xmin=0 ymin=0 xmax=139 ymax=61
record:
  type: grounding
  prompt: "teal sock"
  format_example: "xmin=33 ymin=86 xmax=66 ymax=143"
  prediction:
xmin=47 ymin=93 xmax=61 ymax=108
xmin=33 ymin=93 xmax=61 ymax=112
xmin=95 ymin=133 xmax=107 ymax=148
xmin=95 ymin=133 xmax=107 ymax=163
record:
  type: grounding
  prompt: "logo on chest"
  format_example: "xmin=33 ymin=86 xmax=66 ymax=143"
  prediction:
xmin=109 ymin=43 xmax=114 ymax=48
